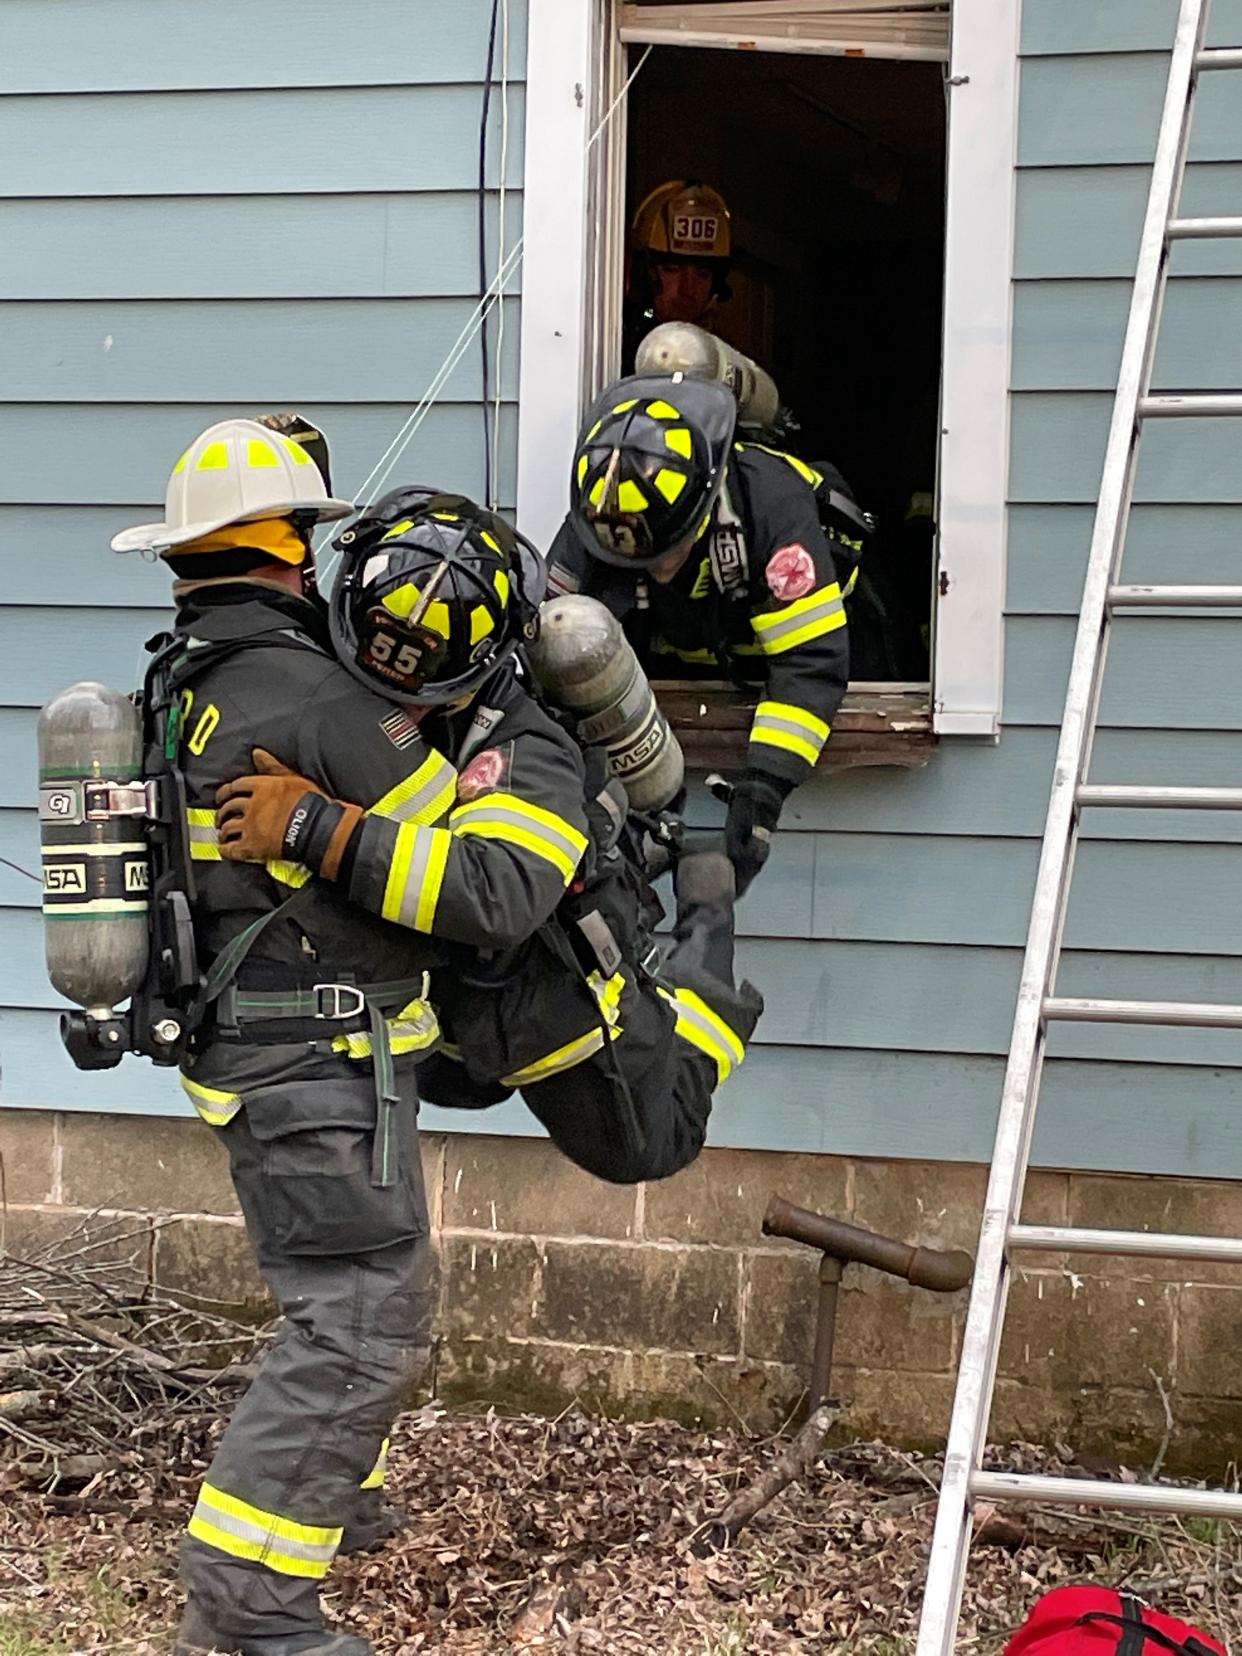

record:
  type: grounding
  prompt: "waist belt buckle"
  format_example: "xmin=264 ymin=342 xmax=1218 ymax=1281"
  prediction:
xmin=314 ymin=982 xmax=367 ymax=1020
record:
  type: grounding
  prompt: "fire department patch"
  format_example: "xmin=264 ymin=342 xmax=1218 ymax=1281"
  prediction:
xmin=457 ymin=746 xmax=509 ymax=801
xmin=379 ymin=708 xmax=422 ymax=751
xmin=766 ymin=543 xmax=817 ymax=602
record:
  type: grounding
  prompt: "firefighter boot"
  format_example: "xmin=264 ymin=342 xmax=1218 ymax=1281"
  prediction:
xmin=339 ymin=1491 xmax=409 ymax=1556
xmin=671 ymin=852 xmax=737 ymax=984
xmin=173 ymin=1600 xmax=373 ymax=1656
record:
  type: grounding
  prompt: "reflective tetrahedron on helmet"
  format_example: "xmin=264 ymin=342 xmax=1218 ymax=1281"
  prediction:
xmin=111 ymin=418 xmax=354 ymax=557
xmin=329 ymin=488 xmax=540 ymax=705
xmin=567 ymin=375 xmax=736 ymax=567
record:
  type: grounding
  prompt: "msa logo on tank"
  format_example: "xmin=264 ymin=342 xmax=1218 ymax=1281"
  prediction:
xmin=44 ymin=862 xmax=86 ymax=894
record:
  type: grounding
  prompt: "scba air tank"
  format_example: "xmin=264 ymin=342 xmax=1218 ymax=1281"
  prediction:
xmin=530 ymin=596 xmax=684 ymax=812
xmin=38 ymin=682 xmax=150 ymax=1016
xmin=635 ymin=322 xmax=781 ymax=431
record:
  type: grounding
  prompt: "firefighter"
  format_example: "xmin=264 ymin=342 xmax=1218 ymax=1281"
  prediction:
xmin=547 ymin=374 xmax=851 ymax=894
xmin=623 ymin=180 xmax=733 ymax=372
xmin=213 ymin=490 xmax=763 ymax=1185
xmin=110 ymin=426 xmax=583 ymax=1656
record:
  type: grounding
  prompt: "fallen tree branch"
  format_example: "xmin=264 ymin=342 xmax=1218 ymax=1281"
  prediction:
xmin=691 ymin=1403 xmax=840 ymax=1554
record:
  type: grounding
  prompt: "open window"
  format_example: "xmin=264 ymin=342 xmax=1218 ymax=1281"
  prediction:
xmin=517 ymin=0 xmax=1018 ymax=759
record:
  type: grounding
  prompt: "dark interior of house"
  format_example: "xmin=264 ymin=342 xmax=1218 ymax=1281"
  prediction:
xmin=626 ymin=46 xmax=947 ymax=680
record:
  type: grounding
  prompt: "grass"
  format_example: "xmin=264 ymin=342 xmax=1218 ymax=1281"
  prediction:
xmin=0 ymin=1552 xmax=135 ymax=1656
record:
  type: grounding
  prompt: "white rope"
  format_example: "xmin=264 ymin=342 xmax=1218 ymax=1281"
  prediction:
xmin=490 ymin=0 xmax=511 ymax=511
xmin=318 ymin=43 xmax=653 ymax=579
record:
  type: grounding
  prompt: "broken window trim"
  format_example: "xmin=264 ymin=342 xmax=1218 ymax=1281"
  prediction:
xmin=654 ymin=682 xmax=935 ymax=773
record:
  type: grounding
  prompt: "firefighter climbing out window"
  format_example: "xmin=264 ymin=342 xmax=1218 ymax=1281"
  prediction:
xmin=214 ymin=489 xmax=763 ymax=1188
xmin=623 ymin=179 xmax=733 ymax=373
xmin=547 ymin=373 xmax=851 ymax=895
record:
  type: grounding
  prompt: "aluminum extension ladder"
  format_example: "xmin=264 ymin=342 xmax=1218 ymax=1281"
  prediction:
xmin=916 ymin=3 xmax=1242 ymax=1649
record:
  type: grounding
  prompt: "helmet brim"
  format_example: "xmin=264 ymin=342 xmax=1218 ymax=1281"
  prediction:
xmin=111 ymin=495 xmax=355 ymax=555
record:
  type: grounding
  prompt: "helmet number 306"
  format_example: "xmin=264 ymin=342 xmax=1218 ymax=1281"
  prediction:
xmin=672 ymin=214 xmax=718 ymax=248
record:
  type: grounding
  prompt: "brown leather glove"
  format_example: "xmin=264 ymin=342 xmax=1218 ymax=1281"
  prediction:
xmin=216 ymin=750 xmax=363 ymax=880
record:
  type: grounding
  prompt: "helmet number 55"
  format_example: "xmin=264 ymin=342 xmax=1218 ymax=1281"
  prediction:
xmin=369 ymin=630 xmax=422 ymax=677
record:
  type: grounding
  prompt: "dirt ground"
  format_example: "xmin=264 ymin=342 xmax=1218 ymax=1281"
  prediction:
xmin=2 ymin=1408 xmax=1239 ymax=1655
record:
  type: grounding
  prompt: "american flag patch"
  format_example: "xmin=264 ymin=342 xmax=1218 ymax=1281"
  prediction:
xmin=379 ymin=708 xmax=422 ymax=751
xmin=548 ymin=561 xmax=582 ymax=595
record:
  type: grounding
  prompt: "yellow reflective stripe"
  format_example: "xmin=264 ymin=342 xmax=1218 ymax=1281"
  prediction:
xmin=332 ymin=999 xmax=439 ymax=1059
xmin=752 ymin=586 xmax=847 ymax=655
xmin=750 ymin=725 xmax=818 ymax=765
xmin=382 ymin=823 xmax=451 ymax=933
xmin=756 ymin=701 xmax=830 ymax=743
xmin=504 ymin=1025 xmax=612 ymax=1086
xmin=843 ymin=564 xmax=860 ymax=597
xmin=737 ymin=442 xmax=823 ymax=489
xmin=265 ymin=859 xmax=310 ymax=888
xmin=187 ymin=808 xmax=222 ymax=862
xmin=659 ymin=986 xmax=746 ymax=1086
xmin=449 ymin=793 xmax=587 ymax=882
xmin=450 ymin=817 xmax=579 ymax=882
xmin=752 ymin=585 xmax=843 ymax=632
xmin=649 ymin=638 xmax=764 ymax=662
xmin=360 ymin=1439 xmax=389 ymax=1491
xmin=758 ymin=608 xmax=847 ymax=653
xmin=370 ymin=753 xmax=457 ymax=827
xmin=750 ymin=701 xmax=830 ymax=767
xmin=179 ymin=1075 xmax=242 ymax=1127
xmin=500 ymin=971 xmax=626 ymax=1086
xmin=188 ymin=1483 xmax=341 ymax=1579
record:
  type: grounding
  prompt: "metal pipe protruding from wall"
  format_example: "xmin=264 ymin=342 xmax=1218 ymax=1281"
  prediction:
xmin=762 ymin=1196 xmax=975 ymax=1294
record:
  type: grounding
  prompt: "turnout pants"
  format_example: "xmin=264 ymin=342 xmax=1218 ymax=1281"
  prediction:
xmin=179 ymin=1049 xmax=433 ymax=1644
xmin=422 ymin=873 xmax=762 ymax=1184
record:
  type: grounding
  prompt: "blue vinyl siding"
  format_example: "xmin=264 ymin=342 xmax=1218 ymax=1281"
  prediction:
xmin=5 ymin=0 xmax=1242 ymax=1182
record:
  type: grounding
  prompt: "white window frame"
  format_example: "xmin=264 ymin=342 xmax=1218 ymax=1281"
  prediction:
xmin=516 ymin=0 xmax=1020 ymax=736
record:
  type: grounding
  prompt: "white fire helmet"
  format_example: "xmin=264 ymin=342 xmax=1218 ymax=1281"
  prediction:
xmin=111 ymin=418 xmax=354 ymax=556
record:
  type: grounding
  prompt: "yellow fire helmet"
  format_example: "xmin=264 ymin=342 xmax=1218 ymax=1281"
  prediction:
xmin=632 ymin=180 xmax=731 ymax=261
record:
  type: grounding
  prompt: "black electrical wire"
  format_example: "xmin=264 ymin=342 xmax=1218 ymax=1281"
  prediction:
xmin=479 ymin=0 xmax=501 ymax=507
xmin=0 ymin=856 xmax=40 ymax=884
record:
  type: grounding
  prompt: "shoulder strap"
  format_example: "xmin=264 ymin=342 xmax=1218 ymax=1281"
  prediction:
xmin=201 ymin=884 xmax=319 ymax=1006
xmin=1077 ymin=1597 xmax=1210 ymax=1656
xmin=709 ymin=475 xmax=750 ymax=600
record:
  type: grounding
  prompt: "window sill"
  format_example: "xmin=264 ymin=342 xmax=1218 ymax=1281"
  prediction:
xmin=652 ymin=681 xmax=936 ymax=772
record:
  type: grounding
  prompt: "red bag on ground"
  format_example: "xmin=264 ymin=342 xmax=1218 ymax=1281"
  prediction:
xmin=1004 ymin=1586 xmax=1227 ymax=1656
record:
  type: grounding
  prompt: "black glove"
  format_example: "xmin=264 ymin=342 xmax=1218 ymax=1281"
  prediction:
xmin=723 ymin=771 xmax=790 ymax=896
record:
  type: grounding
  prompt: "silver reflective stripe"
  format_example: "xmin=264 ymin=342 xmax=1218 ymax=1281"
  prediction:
xmin=191 ymin=1498 xmax=339 ymax=1567
xmin=755 ymin=589 xmax=845 ymax=647
xmin=188 ymin=820 xmax=220 ymax=850
xmin=372 ymin=756 xmax=456 ymax=824
xmin=750 ymin=711 xmax=828 ymax=751
xmin=395 ymin=828 xmax=442 ymax=930
xmin=670 ymin=993 xmax=734 ymax=1058
xmin=452 ymin=804 xmax=583 ymax=866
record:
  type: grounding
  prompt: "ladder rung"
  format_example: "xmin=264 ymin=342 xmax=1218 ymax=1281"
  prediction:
xmin=1167 ymin=214 xmax=1242 ymax=239
xmin=1197 ymin=46 xmax=1242 ymax=69
xmin=1108 ymin=582 xmax=1242 ymax=607
xmin=1076 ymin=784 xmax=1242 ymax=809
xmin=971 ymin=1471 xmax=1242 ymax=1521
xmin=1010 ymin=1224 xmax=1242 ymax=1263
xmin=1140 ymin=393 xmax=1242 ymax=417
xmin=1044 ymin=997 xmax=1242 ymax=1028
